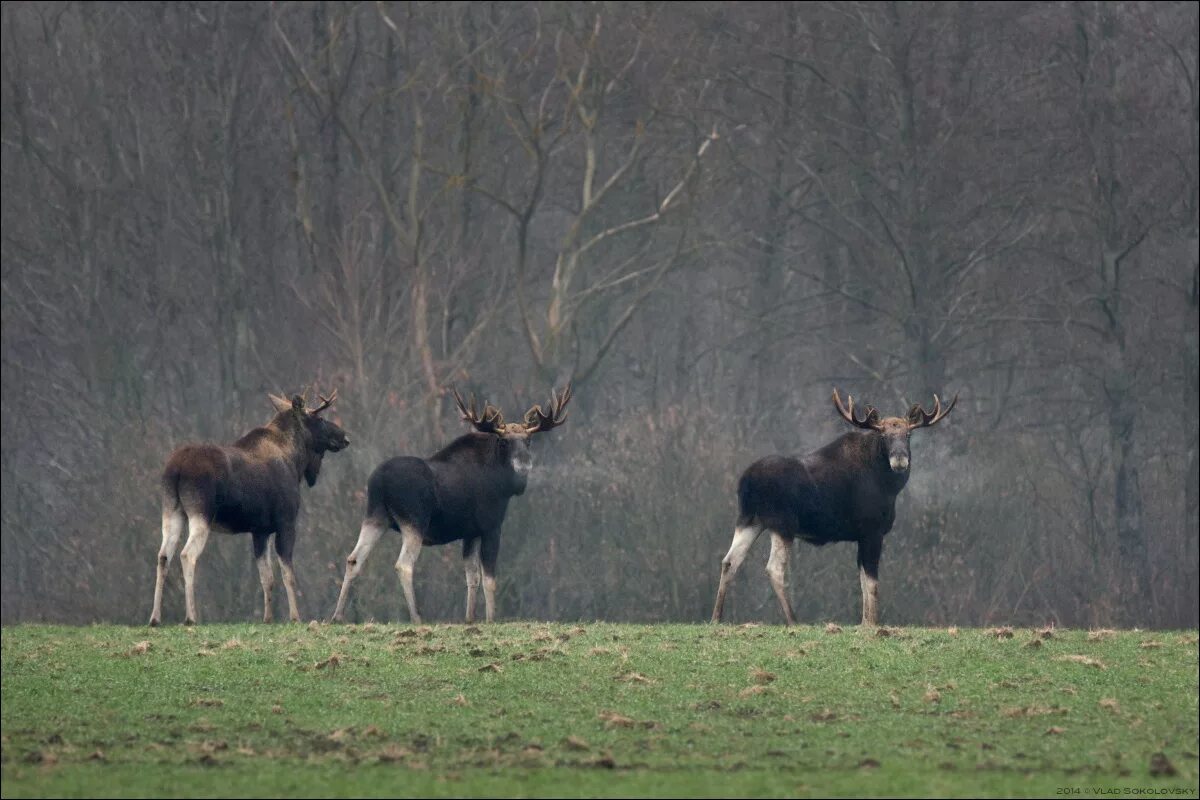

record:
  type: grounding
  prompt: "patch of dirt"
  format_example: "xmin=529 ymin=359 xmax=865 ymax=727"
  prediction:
xmin=1149 ymin=753 xmax=1177 ymax=777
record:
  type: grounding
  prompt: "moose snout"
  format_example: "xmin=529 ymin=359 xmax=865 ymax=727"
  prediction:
xmin=889 ymin=455 xmax=910 ymax=473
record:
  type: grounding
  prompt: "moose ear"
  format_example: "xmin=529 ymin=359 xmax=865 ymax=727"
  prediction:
xmin=268 ymin=393 xmax=292 ymax=413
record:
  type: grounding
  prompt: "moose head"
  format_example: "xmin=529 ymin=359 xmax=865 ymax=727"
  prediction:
xmin=450 ymin=384 xmax=573 ymax=495
xmin=833 ymin=388 xmax=957 ymax=475
xmin=268 ymin=388 xmax=351 ymax=486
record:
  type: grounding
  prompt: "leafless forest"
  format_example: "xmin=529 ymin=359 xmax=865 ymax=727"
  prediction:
xmin=2 ymin=1 xmax=1197 ymax=629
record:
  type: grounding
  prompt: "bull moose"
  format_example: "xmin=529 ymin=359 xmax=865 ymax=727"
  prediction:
xmin=711 ymin=388 xmax=957 ymax=627
xmin=331 ymin=385 xmax=572 ymax=624
xmin=149 ymin=390 xmax=350 ymax=626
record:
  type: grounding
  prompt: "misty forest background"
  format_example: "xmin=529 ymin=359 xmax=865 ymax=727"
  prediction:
xmin=2 ymin=1 xmax=1197 ymax=629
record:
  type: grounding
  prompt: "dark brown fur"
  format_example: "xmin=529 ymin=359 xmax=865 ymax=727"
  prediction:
xmin=150 ymin=394 xmax=349 ymax=626
xmin=711 ymin=389 xmax=956 ymax=626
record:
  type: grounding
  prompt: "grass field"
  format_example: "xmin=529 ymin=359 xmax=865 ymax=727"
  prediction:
xmin=2 ymin=621 xmax=1197 ymax=798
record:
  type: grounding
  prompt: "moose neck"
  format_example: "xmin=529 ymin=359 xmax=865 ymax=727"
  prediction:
xmin=268 ymin=418 xmax=316 ymax=485
xmin=866 ymin=432 xmax=910 ymax=494
xmin=433 ymin=433 xmax=529 ymax=496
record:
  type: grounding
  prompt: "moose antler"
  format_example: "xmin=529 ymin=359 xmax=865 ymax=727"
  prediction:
xmin=523 ymin=383 xmax=573 ymax=434
xmin=832 ymin=388 xmax=882 ymax=430
xmin=906 ymin=393 xmax=958 ymax=429
xmin=309 ymin=388 xmax=338 ymax=415
xmin=451 ymin=387 xmax=506 ymax=434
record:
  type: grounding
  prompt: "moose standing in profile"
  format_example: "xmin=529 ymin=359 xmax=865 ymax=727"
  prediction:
xmin=711 ymin=388 xmax=957 ymax=627
xmin=149 ymin=390 xmax=350 ymax=626
xmin=331 ymin=385 xmax=572 ymax=625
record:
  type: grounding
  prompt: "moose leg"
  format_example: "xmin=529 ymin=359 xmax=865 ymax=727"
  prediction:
xmin=253 ymin=533 xmax=275 ymax=623
xmin=150 ymin=507 xmax=185 ymax=626
xmin=710 ymin=523 xmax=763 ymax=623
xmin=179 ymin=514 xmax=211 ymax=626
xmin=274 ymin=526 xmax=302 ymax=623
xmin=331 ymin=520 xmax=384 ymax=622
xmin=463 ymin=537 xmax=482 ymax=623
xmin=480 ymin=530 xmax=501 ymax=623
xmin=765 ymin=531 xmax=797 ymax=626
xmin=395 ymin=525 xmax=423 ymax=625
xmin=857 ymin=536 xmax=882 ymax=627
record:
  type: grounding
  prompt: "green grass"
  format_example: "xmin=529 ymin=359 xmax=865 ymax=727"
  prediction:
xmin=2 ymin=622 xmax=1197 ymax=798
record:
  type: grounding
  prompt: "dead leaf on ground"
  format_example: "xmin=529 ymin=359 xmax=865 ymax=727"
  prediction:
xmin=1087 ymin=629 xmax=1116 ymax=642
xmin=599 ymin=712 xmax=636 ymax=728
xmin=1139 ymin=640 xmax=1163 ymax=649
xmin=924 ymin=687 xmax=941 ymax=704
xmin=987 ymin=626 xmax=1014 ymax=639
xmin=1055 ymin=654 xmax=1106 ymax=669
xmin=1046 ymin=726 xmax=1066 ymax=735
xmin=315 ymin=653 xmax=344 ymax=670
xmin=451 ymin=694 xmax=469 ymax=706
xmin=825 ymin=623 xmax=843 ymax=634
xmin=1002 ymin=705 xmax=1068 ymax=717
xmin=128 ymin=640 xmax=151 ymax=656
xmin=739 ymin=685 xmax=770 ymax=697
xmin=191 ymin=697 xmax=224 ymax=708
xmin=1099 ymin=698 xmax=1120 ymax=713
xmin=750 ymin=668 xmax=776 ymax=685
xmin=563 ymin=735 xmax=590 ymax=751
xmin=615 ymin=671 xmax=653 ymax=684
xmin=478 ymin=662 xmax=503 ymax=673
xmin=810 ymin=709 xmax=837 ymax=722
xmin=947 ymin=627 xmax=959 ymax=637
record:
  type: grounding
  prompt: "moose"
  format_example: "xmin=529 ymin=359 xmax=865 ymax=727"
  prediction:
xmin=330 ymin=385 xmax=572 ymax=624
xmin=710 ymin=388 xmax=957 ymax=627
xmin=149 ymin=390 xmax=350 ymax=626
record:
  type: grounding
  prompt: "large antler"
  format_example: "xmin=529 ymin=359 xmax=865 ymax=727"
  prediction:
xmin=523 ymin=383 xmax=573 ymax=434
xmin=832 ymin=388 xmax=882 ymax=430
xmin=451 ymin=387 xmax=506 ymax=434
xmin=906 ymin=393 xmax=958 ymax=430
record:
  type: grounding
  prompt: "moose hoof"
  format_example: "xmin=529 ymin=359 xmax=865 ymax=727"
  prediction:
xmin=148 ymin=617 xmax=160 ymax=628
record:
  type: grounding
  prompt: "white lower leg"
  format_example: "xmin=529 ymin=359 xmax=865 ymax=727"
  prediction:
xmin=332 ymin=521 xmax=384 ymax=622
xmin=860 ymin=568 xmax=880 ymax=626
xmin=482 ymin=574 xmax=497 ymax=623
xmin=150 ymin=509 xmax=184 ymax=626
xmin=766 ymin=532 xmax=796 ymax=625
xmin=464 ymin=539 xmax=481 ymax=623
xmin=179 ymin=516 xmax=211 ymax=625
xmin=257 ymin=548 xmax=275 ymax=623
xmin=395 ymin=526 xmax=423 ymax=624
xmin=279 ymin=560 xmax=301 ymax=622
xmin=711 ymin=524 xmax=762 ymax=622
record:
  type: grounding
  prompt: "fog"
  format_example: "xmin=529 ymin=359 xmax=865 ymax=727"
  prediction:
xmin=2 ymin=1 xmax=1196 ymax=628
